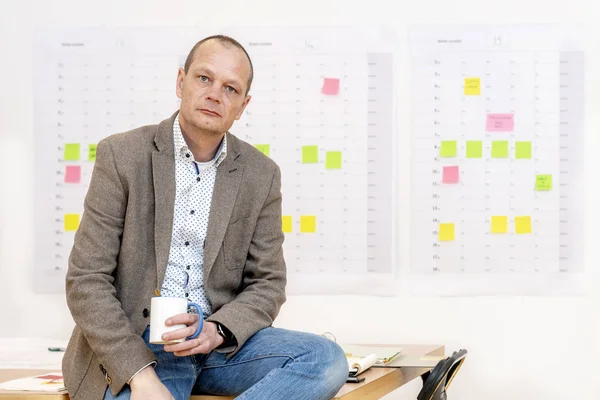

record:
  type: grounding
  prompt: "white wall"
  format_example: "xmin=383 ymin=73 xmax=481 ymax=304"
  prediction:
xmin=1 ymin=0 xmax=599 ymax=399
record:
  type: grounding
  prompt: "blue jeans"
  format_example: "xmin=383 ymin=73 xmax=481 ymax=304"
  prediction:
xmin=104 ymin=325 xmax=348 ymax=400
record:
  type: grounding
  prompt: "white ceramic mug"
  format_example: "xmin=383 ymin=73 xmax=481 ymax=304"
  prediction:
xmin=149 ymin=297 xmax=203 ymax=344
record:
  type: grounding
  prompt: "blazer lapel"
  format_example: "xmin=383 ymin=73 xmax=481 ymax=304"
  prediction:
xmin=152 ymin=113 xmax=177 ymax=292
xmin=204 ymin=134 xmax=244 ymax=277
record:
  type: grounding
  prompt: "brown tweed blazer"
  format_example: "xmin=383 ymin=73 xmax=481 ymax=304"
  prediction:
xmin=62 ymin=111 xmax=287 ymax=399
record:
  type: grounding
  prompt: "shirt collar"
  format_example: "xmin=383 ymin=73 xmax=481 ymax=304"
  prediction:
xmin=173 ymin=114 xmax=227 ymax=167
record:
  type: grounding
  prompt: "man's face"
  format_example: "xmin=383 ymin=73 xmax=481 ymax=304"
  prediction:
xmin=176 ymin=40 xmax=251 ymax=136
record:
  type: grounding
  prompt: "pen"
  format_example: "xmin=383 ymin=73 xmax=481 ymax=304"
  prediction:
xmin=48 ymin=347 xmax=66 ymax=352
xmin=346 ymin=376 xmax=365 ymax=383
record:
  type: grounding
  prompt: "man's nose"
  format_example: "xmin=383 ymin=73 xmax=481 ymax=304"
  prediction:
xmin=205 ymin=83 xmax=222 ymax=103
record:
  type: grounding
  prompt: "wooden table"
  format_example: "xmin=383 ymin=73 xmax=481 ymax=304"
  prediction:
xmin=0 ymin=344 xmax=444 ymax=400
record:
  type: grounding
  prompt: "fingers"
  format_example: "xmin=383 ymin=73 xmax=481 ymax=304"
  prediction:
xmin=161 ymin=313 xmax=199 ymax=343
xmin=165 ymin=313 xmax=197 ymax=326
xmin=164 ymin=323 xmax=212 ymax=356
xmin=165 ymin=336 xmax=212 ymax=356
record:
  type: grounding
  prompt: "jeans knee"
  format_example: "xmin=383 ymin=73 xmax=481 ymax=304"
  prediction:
xmin=317 ymin=340 xmax=349 ymax=395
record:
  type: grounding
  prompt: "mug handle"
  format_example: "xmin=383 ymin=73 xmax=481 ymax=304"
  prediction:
xmin=186 ymin=302 xmax=204 ymax=340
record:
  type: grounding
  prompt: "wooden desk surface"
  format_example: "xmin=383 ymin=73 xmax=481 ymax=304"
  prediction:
xmin=0 ymin=344 xmax=444 ymax=400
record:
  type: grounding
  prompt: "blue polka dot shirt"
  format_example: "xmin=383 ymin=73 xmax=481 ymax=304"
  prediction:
xmin=159 ymin=114 xmax=227 ymax=317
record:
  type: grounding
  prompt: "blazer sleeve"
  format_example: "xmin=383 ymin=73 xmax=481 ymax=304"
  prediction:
xmin=206 ymin=165 xmax=287 ymax=354
xmin=65 ymin=138 xmax=157 ymax=395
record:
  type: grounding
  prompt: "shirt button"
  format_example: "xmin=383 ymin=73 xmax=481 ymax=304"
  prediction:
xmin=186 ymin=153 xmax=190 ymax=158
xmin=186 ymin=265 xmax=190 ymax=270
xmin=196 ymin=177 xmax=201 ymax=182
xmin=185 ymin=293 xmax=189 ymax=297
xmin=142 ymin=308 xmax=149 ymax=318
xmin=190 ymin=210 xmax=195 ymax=215
xmin=185 ymin=241 xmax=190 ymax=246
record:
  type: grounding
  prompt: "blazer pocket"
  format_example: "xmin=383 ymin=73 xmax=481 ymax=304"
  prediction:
xmin=223 ymin=217 xmax=255 ymax=270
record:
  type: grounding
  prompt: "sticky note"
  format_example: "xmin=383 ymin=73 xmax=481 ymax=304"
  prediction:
xmin=515 ymin=216 xmax=532 ymax=234
xmin=255 ymin=144 xmax=270 ymax=157
xmin=321 ymin=78 xmax=340 ymax=95
xmin=464 ymin=78 xmax=481 ymax=95
xmin=535 ymin=174 xmax=552 ymax=191
xmin=282 ymin=216 xmax=292 ymax=233
xmin=438 ymin=223 xmax=455 ymax=241
xmin=64 ymin=144 xmax=80 ymax=161
xmin=64 ymin=214 xmax=80 ymax=231
xmin=65 ymin=166 xmax=81 ymax=184
xmin=88 ymin=144 xmax=97 ymax=161
xmin=491 ymin=216 xmax=508 ymax=234
xmin=440 ymin=141 xmax=457 ymax=157
xmin=515 ymin=141 xmax=531 ymax=159
xmin=325 ymin=151 xmax=342 ymax=169
xmin=491 ymin=141 xmax=509 ymax=158
xmin=300 ymin=216 xmax=316 ymax=233
xmin=302 ymin=146 xmax=319 ymax=163
xmin=466 ymin=141 xmax=482 ymax=158
xmin=486 ymin=113 xmax=514 ymax=132
xmin=442 ymin=166 xmax=459 ymax=184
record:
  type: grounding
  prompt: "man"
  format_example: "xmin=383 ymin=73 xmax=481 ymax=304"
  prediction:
xmin=63 ymin=35 xmax=349 ymax=400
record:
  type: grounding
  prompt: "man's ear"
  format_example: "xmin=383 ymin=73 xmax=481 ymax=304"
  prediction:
xmin=176 ymin=68 xmax=185 ymax=99
xmin=235 ymin=95 xmax=252 ymax=120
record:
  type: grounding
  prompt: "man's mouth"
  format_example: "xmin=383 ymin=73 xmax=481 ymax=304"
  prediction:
xmin=199 ymin=109 xmax=220 ymax=117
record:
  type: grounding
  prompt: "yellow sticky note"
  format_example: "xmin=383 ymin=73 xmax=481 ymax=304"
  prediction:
xmin=515 ymin=141 xmax=531 ymax=159
xmin=325 ymin=151 xmax=342 ymax=169
xmin=438 ymin=223 xmax=455 ymax=241
xmin=464 ymin=78 xmax=481 ymax=95
xmin=88 ymin=144 xmax=97 ymax=161
xmin=254 ymin=144 xmax=270 ymax=157
xmin=440 ymin=141 xmax=457 ymax=157
xmin=64 ymin=143 xmax=80 ymax=161
xmin=64 ymin=214 xmax=80 ymax=231
xmin=515 ymin=216 xmax=532 ymax=234
xmin=300 ymin=216 xmax=316 ymax=233
xmin=491 ymin=216 xmax=508 ymax=234
xmin=282 ymin=216 xmax=292 ymax=233
xmin=302 ymin=146 xmax=319 ymax=163
xmin=466 ymin=141 xmax=482 ymax=158
xmin=535 ymin=174 xmax=552 ymax=191
xmin=491 ymin=141 xmax=509 ymax=158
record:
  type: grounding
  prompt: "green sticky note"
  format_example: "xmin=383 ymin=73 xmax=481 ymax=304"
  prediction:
xmin=491 ymin=141 xmax=508 ymax=158
xmin=88 ymin=144 xmax=97 ymax=161
xmin=466 ymin=141 xmax=482 ymax=158
xmin=325 ymin=151 xmax=342 ymax=169
xmin=440 ymin=141 xmax=457 ymax=157
xmin=302 ymin=146 xmax=319 ymax=163
xmin=535 ymin=174 xmax=552 ymax=191
xmin=515 ymin=141 xmax=531 ymax=159
xmin=254 ymin=144 xmax=270 ymax=157
xmin=64 ymin=144 xmax=80 ymax=161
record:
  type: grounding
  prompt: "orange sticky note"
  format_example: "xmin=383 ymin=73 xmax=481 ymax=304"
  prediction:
xmin=65 ymin=166 xmax=81 ymax=184
xmin=442 ymin=166 xmax=459 ymax=184
xmin=321 ymin=78 xmax=340 ymax=95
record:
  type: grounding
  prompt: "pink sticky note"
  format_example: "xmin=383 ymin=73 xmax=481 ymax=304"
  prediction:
xmin=442 ymin=166 xmax=459 ymax=184
xmin=65 ymin=165 xmax=81 ymax=183
xmin=486 ymin=113 xmax=514 ymax=132
xmin=321 ymin=78 xmax=340 ymax=95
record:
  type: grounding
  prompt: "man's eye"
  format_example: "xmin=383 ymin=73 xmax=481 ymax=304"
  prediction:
xmin=199 ymin=76 xmax=209 ymax=82
xmin=226 ymin=86 xmax=237 ymax=93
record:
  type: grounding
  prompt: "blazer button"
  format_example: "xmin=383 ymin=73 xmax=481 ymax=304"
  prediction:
xmin=143 ymin=308 xmax=149 ymax=318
